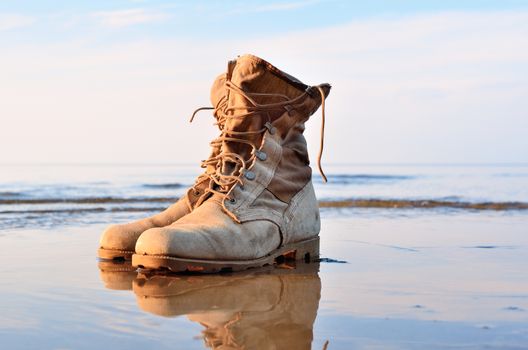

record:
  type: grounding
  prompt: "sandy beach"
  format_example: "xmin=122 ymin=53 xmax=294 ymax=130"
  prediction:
xmin=1 ymin=207 xmax=527 ymax=349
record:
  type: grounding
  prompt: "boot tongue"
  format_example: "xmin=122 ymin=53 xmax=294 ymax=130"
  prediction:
xmin=220 ymin=55 xmax=307 ymax=178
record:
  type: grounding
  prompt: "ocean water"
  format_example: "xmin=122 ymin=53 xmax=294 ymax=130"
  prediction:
xmin=1 ymin=212 xmax=528 ymax=349
xmin=0 ymin=163 xmax=527 ymax=230
xmin=1 ymin=164 xmax=528 ymax=349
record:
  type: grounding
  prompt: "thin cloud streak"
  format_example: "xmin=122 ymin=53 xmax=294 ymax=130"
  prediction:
xmin=0 ymin=10 xmax=527 ymax=164
xmin=0 ymin=13 xmax=35 ymax=31
xmin=92 ymin=8 xmax=170 ymax=28
xmin=254 ymin=0 xmax=320 ymax=13
xmin=223 ymin=0 xmax=320 ymax=16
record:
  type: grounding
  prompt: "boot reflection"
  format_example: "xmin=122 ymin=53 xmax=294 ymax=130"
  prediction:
xmin=134 ymin=262 xmax=321 ymax=350
xmin=98 ymin=261 xmax=137 ymax=290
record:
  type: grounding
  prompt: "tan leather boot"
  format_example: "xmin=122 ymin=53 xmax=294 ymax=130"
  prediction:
xmin=133 ymin=54 xmax=330 ymax=272
xmin=97 ymin=74 xmax=226 ymax=260
xmin=133 ymin=262 xmax=321 ymax=349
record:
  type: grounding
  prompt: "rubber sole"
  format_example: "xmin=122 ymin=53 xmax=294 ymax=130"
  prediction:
xmin=132 ymin=236 xmax=320 ymax=273
xmin=97 ymin=247 xmax=134 ymax=261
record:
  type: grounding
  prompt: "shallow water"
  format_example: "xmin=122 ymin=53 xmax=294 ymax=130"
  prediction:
xmin=1 ymin=164 xmax=528 ymax=230
xmin=1 ymin=211 xmax=528 ymax=349
xmin=1 ymin=164 xmax=528 ymax=349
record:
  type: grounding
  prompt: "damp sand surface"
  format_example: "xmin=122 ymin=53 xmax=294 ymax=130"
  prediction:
xmin=1 ymin=164 xmax=528 ymax=349
xmin=0 ymin=210 xmax=527 ymax=349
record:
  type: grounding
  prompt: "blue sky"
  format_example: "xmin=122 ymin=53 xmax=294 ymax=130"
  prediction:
xmin=3 ymin=1 xmax=528 ymax=39
xmin=1 ymin=1 xmax=527 ymax=164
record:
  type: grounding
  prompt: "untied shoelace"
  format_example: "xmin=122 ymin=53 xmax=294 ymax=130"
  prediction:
xmin=189 ymin=82 xmax=328 ymax=201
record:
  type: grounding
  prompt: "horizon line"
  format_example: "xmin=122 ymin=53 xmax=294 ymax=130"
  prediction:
xmin=0 ymin=162 xmax=527 ymax=167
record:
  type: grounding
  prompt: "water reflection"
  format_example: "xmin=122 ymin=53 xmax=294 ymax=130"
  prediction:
xmin=98 ymin=261 xmax=321 ymax=349
xmin=97 ymin=261 xmax=137 ymax=290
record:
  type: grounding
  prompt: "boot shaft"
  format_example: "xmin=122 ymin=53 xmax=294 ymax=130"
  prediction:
xmin=217 ymin=55 xmax=330 ymax=245
xmin=214 ymin=54 xmax=331 ymax=201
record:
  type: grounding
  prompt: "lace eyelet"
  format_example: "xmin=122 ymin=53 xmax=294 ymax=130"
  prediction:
xmin=264 ymin=122 xmax=276 ymax=135
xmin=256 ymin=151 xmax=267 ymax=161
xmin=229 ymin=198 xmax=237 ymax=204
xmin=244 ymin=171 xmax=256 ymax=180
xmin=284 ymin=105 xmax=294 ymax=116
xmin=193 ymin=190 xmax=201 ymax=196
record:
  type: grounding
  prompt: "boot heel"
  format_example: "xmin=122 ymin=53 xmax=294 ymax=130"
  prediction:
xmin=281 ymin=237 xmax=320 ymax=263
xmin=298 ymin=237 xmax=320 ymax=262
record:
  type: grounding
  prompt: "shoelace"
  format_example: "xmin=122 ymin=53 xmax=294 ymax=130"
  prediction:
xmin=315 ymin=85 xmax=327 ymax=183
xmin=190 ymin=82 xmax=328 ymax=203
xmin=186 ymin=95 xmax=229 ymax=199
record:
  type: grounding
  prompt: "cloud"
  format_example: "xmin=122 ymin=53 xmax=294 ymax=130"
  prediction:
xmin=225 ymin=0 xmax=319 ymax=16
xmin=92 ymin=8 xmax=170 ymax=28
xmin=254 ymin=0 xmax=320 ymax=13
xmin=0 ymin=14 xmax=35 ymax=31
xmin=241 ymin=11 xmax=528 ymax=163
xmin=1 ymin=10 xmax=527 ymax=164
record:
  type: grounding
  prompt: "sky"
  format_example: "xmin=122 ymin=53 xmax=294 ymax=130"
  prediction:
xmin=1 ymin=0 xmax=527 ymax=165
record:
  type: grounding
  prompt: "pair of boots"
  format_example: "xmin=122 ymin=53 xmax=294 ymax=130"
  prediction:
xmin=97 ymin=54 xmax=331 ymax=273
xmin=99 ymin=261 xmax=322 ymax=349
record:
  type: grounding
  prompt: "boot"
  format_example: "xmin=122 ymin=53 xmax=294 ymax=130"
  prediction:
xmin=97 ymin=73 xmax=227 ymax=260
xmin=133 ymin=262 xmax=321 ymax=350
xmin=133 ymin=54 xmax=330 ymax=272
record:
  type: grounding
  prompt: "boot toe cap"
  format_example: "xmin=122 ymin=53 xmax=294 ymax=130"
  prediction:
xmin=99 ymin=224 xmax=141 ymax=251
xmin=135 ymin=227 xmax=176 ymax=256
xmin=135 ymin=226 xmax=221 ymax=259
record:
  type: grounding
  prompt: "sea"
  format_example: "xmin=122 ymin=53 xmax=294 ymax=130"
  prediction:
xmin=0 ymin=163 xmax=527 ymax=230
xmin=1 ymin=163 xmax=528 ymax=349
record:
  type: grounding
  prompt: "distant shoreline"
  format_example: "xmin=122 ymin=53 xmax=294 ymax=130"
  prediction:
xmin=2 ymin=197 xmax=528 ymax=212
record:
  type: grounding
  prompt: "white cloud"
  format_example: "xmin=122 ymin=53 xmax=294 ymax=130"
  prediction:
xmin=0 ymin=14 xmax=34 ymax=31
xmin=254 ymin=0 xmax=319 ymax=13
xmin=92 ymin=8 xmax=170 ymax=28
xmin=225 ymin=0 xmax=319 ymax=16
xmin=1 ymin=10 xmax=527 ymax=164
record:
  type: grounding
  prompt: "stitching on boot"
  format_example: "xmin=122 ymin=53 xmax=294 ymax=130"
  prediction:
xmin=100 ymin=248 xmax=134 ymax=254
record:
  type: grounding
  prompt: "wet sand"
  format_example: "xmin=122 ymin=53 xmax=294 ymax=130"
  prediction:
xmin=1 ymin=210 xmax=527 ymax=349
